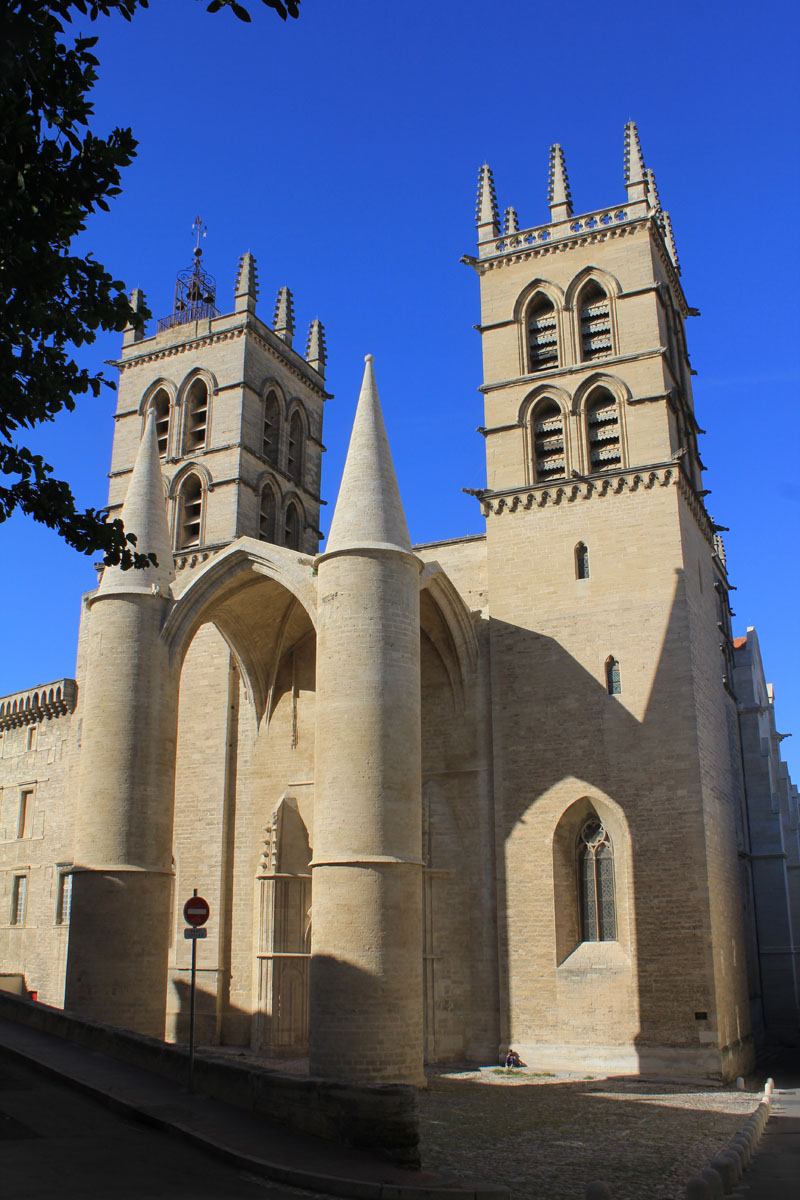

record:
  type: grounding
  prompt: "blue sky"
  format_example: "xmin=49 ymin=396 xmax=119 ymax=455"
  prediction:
xmin=4 ymin=0 xmax=799 ymax=776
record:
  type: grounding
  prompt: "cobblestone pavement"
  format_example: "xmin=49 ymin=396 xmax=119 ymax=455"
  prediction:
xmin=418 ymin=1068 xmax=760 ymax=1200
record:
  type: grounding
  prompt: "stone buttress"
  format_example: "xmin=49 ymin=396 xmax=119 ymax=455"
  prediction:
xmin=64 ymin=415 xmax=177 ymax=1037
xmin=309 ymin=356 xmax=424 ymax=1085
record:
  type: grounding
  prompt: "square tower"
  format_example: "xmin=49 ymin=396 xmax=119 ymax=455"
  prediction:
xmin=109 ymin=241 xmax=329 ymax=563
xmin=468 ymin=126 xmax=753 ymax=1078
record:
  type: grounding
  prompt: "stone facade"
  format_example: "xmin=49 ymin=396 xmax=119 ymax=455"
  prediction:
xmin=1 ymin=126 xmax=797 ymax=1082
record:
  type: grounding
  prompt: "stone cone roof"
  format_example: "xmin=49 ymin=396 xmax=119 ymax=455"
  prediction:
xmin=98 ymin=413 xmax=175 ymax=597
xmin=324 ymin=355 xmax=412 ymax=556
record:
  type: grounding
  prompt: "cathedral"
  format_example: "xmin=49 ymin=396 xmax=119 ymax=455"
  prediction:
xmin=1 ymin=123 xmax=798 ymax=1085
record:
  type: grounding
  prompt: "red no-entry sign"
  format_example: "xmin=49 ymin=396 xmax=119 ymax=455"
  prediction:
xmin=183 ymin=896 xmax=210 ymax=927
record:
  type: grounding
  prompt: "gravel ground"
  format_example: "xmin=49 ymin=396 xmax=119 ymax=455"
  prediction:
xmin=418 ymin=1067 xmax=761 ymax=1200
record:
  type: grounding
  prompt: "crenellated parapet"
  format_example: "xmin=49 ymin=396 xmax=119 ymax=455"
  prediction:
xmin=0 ymin=679 xmax=77 ymax=729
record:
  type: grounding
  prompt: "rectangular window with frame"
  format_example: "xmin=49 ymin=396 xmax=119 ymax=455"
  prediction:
xmin=11 ymin=874 xmax=28 ymax=926
xmin=17 ymin=789 xmax=34 ymax=839
xmin=55 ymin=870 xmax=73 ymax=926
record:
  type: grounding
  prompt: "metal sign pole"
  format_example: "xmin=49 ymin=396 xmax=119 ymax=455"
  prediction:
xmin=188 ymin=888 xmax=197 ymax=1091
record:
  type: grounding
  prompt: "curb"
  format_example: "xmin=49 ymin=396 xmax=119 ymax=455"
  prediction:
xmin=0 ymin=1037 xmax=508 ymax=1200
xmin=681 ymin=1078 xmax=773 ymax=1198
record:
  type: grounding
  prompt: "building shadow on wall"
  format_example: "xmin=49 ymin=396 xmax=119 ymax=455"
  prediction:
xmin=486 ymin=568 xmax=749 ymax=1074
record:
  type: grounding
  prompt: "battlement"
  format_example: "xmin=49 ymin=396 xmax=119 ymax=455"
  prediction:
xmin=0 ymin=679 xmax=77 ymax=729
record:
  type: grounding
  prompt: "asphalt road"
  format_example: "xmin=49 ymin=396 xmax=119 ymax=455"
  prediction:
xmin=0 ymin=1048 xmax=326 ymax=1200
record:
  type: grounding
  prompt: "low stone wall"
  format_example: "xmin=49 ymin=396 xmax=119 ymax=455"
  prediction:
xmin=0 ymin=993 xmax=419 ymax=1167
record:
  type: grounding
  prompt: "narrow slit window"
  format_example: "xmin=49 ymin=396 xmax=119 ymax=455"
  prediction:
xmin=183 ymin=379 xmax=209 ymax=453
xmin=263 ymin=391 xmax=280 ymax=465
xmin=259 ymin=487 xmax=275 ymax=542
xmin=527 ymin=294 xmax=559 ymax=371
xmin=578 ymin=282 xmax=612 ymax=362
xmin=151 ymin=388 xmax=171 ymax=457
xmin=55 ymin=871 xmax=72 ymax=926
xmin=606 ymin=656 xmax=621 ymax=695
xmin=284 ymin=502 xmax=301 ymax=550
xmin=11 ymin=875 xmax=28 ymax=926
xmin=177 ymin=475 xmax=203 ymax=549
xmin=575 ymin=542 xmax=590 ymax=579
xmin=586 ymin=390 xmax=621 ymax=472
xmin=18 ymin=789 xmax=34 ymax=839
xmin=578 ymin=819 xmax=616 ymax=942
xmin=532 ymin=400 xmax=566 ymax=482
xmin=287 ymin=412 xmax=304 ymax=484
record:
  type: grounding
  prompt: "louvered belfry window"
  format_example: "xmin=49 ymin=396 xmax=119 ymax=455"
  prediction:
xmin=579 ymin=819 xmax=616 ymax=942
xmin=579 ymin=282 xmax=612 ymax=362
xmin=184 ymin=379 xmax=209 ymax=452
xmin=151 ymin=389 xmax=170 ymax=457
xmin=587 ymin=390 xmax=621 ymax=472
xmin=527 ymin=295 xmax=559 ymax=371
xmin=263 ymin=391 xmax=280 ymax=465
xmin=177 ymin=474 xmax=203 ymax=549
xmin=259 ymin=487 xmax=275 ymax=542
xmin=532 ymin=400 xmax=566 ymax=482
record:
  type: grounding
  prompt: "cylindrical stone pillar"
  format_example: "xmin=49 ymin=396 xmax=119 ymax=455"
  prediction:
xmin=64 ymin=592 xmax=177 ymax=1037
xmin=310 ymin=545 xmax=424 ymax=1084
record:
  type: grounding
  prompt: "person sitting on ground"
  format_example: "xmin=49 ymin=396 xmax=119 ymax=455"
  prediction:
xmin=505 ymin=1049 xmax=523 ymax=1069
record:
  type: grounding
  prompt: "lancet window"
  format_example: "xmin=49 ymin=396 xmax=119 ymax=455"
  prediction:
xmin=150 ymin=388 xmax=171 ymax=457
xmin=527 ymin=294 xmax=559 ymax=371
xmin=586 ymin=389 xmax=622 ymax=472
xmin=263 ymin=390 xmax=280 ymax=465
xmin=183 ymin=378 xmax=209 ymax=453
xmin=176 ymin=474 xmax=203 ymax=549
xmin=575 ymin=542 xmax=590 ymax=579
xmin=578 ymin=818 xmax=616 ymax=942
xmin=284 ymin=501 xmax=301 ymax=550
xmin=287 ymin=411 xmax=304 ymax=485
xmin=531 ymin=399 xmax=566 ymax=482
xmin=605 ymin=656 xmax=621 ymax=695
xmin=578 ymin=282 xmax=613 ymax=362
xmin=259 ymin=486 xmax=276 ymax=542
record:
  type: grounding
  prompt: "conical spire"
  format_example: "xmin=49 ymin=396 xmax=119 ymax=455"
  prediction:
xmin=234 ymin=251 xmax=258 ymax=315
xmin=548 ymin=144 xmax=573 ymax=221
xmin=98 ymin=414 xmax=174 ymax=597
xmin=273 ymin=285 xmax=295 ymax=346
xmin=624 ymin=121 xmax=648 ymax=203
xmin=305 ymin=318 xmax=326 ymax=379
xmin=324 ymin=355 xmax=411 ymax=557
xmin=475 ymin=163 xmax=500 ymax=237
xmin=122 ymin=287 xmax=147 ymax=347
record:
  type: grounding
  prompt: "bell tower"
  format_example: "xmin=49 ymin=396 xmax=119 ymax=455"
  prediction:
xmin=109 ymin=219 xmax=330 ymax=564
xmin=466 ymin=125 xmax=753 ymax=1078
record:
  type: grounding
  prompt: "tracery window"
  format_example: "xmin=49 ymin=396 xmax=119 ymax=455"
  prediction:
xmin=287 ymin=411 xmax=304 ymax=484
xmin=176 ymin=474 xmax=203 ymax=549
xmin=578 ymin=818 xmax=616 ymax=942
xmin=606 ymin=656 xmax=621 ymax=695
xmin=150 ymin=388 xmax=171 ymax=457
xmin=284 ymin=500 xmax=301 ymax=550
xmin=575 ymin=542 xmax=590 ymax=579
xmin=531 ymin=399 xmax=566 ymax=482
xmin=527 ymin=294 xmax=559 ymax=372
xmin=578 ymin=281 xmax=613 ymax=362
xmin=259 ymin=486 xmax=275 ymax=542
xmin=183 ymin=378 xmax=209 ymax=453
xmin=263 ymin=390 xmax=280 ymax=465
xmin=586 ymin=389 xmax=622 ymax=472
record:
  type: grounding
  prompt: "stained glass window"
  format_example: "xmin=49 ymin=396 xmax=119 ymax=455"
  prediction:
xmin=578 ymin=819 xmax=616 ymax=942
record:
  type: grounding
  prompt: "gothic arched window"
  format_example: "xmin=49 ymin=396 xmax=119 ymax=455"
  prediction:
xmin=578 ymin=818 xmax=616 ymax=942
xmin=176 ymin=474 xmax=203 ymax=549
xmin=531 ymin=399 xmax=566 ymax=483
xmin=284 ymin=500 xmax=301 ymax=550
xmin=150 ymin=388 xmax=171 ymax=458
xmin=578 ymin=281 xmax=612 ymax=362
xmin=586 ymin=389 xmax=622 ymax=473
xmin=263 ymin=390 xmax=280 ymax=465
xmin=183 ymin=378 xmax=209 ymax=454
xmin=605 ymin=656 xmax=621 ymax=695
xmin=259 ymin=486 xmax=275 ymax=542
xmin=575 ymin=541 xmax=590 ymax=579
xmin=527 ymin=294 xmax=559 ymax=372
xmin=287 ymin=411 xmax=304 ymax=484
